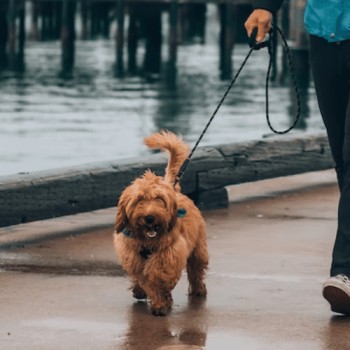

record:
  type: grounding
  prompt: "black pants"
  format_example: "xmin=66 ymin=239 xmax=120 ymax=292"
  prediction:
xmin=309 ymin=35 xmax=350 ymax=276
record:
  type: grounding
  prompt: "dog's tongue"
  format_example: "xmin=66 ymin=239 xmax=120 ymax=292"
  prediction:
xmin=146 ymin=231 xmax=157 ymax=238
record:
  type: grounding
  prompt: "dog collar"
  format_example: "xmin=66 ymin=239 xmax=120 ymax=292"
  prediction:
xmin=177 ymin=208 xmax=187 ymax=218
xmin=122 ymin=228 xmax=133 ymax=238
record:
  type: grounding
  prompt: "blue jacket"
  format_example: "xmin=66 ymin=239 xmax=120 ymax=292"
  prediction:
xmin=253 ymin=0 xmax=350 ymax=42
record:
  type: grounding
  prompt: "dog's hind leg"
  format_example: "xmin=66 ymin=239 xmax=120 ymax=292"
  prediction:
xmin=187 ymin=242 xmax=209 ymax=297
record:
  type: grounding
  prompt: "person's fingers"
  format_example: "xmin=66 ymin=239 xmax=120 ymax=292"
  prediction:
xmin=245 ymin=10 xmax=273 ymax=42
xmin=256 ymin=21 xmax=270 ymax=42
xmin=244 ymin=14 xmax=258 ymax=37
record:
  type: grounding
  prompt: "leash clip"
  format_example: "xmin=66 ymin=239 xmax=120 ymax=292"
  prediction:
xmin=249 ymin=27 xmax=271 ymax=51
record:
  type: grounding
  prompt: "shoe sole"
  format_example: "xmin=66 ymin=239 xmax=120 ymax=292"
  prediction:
xmin=323 ymin=285 xmax=350 ymax=315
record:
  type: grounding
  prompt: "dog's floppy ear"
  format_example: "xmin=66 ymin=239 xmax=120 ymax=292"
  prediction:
xmin=167 ymin=201 xmax=178 ymax=232
xmin=115 ymin=192 xmax=130 ymax=233
xmin=115 ymin=208 xmax=128 ymax=233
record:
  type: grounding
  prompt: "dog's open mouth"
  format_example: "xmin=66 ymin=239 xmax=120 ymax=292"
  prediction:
xmin=146 ymin=230 xmax=157 ymax=238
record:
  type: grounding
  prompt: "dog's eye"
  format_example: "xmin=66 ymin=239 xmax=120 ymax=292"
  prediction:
xmin=155 ymin=197 xmax=167 ymax=207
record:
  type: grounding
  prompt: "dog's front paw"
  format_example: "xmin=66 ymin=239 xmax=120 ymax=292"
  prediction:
xmin=151 ymin=306 xmax=170 ymax=317
xmin=150 ymin=295 xmax=172 ymax=316
xmin=132 ymin=285 xmax=147 ymax=300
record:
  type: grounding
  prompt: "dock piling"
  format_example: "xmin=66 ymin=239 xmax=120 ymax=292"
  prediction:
xmin=167 ymin=0 xmax=178 ymax=85
xmin=61 ymin=0 xmax=76 ymax=76
xmin=0 ymin=0 xmax=8 ymax=69
xmin=219 ymin=3 xmax=237 ymax=79
xmin=115 ymin=0 xmax=125 ymax=76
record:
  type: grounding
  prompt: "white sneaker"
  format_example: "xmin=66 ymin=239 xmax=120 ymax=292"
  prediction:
xmin=323 ymin=274 xmax=350 ymax=315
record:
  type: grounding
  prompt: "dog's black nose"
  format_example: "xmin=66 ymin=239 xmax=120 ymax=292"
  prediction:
xmin=145 ymin=215 xmax=155 ymax=224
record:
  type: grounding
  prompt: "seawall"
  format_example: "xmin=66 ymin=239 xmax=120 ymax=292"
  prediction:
xmin=0 ymin=132 xmax=333 ymax=227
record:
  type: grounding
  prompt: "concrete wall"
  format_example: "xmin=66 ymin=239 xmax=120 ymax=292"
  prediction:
xmin=0 ymin=133 xmax=334 ymax=227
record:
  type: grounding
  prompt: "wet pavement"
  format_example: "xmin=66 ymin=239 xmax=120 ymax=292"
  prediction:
xmin=1 ymin=170 xmax=350 ymax=350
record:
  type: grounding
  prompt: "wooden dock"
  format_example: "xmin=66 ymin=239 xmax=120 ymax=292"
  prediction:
xmin=0 ymin=0 xmax=309 ymax=80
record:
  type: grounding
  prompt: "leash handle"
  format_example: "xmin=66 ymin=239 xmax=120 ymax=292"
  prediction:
xmin=265 ymin=24 xmax=301 ymax=134
xmin=248 ymin=27 xmax=271 ymax=51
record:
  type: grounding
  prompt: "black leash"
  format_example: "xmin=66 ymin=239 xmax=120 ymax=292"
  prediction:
xmin=265 ymin=25 xmax=301 ymax=134
xmin=174 ymin=25 xmax=300 ymax=186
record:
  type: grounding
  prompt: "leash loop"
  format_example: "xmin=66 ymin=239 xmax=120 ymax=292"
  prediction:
xmin=265 ymin=25 xmax=301 ymax=134
xmin=175 ymin=25 xmax=300 ymax=186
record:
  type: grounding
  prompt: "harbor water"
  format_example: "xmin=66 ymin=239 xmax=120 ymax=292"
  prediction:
xmin=0 ymin=7 xmax=323 ymax=176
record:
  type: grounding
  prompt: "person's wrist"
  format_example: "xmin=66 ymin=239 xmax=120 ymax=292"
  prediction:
xmin=253 ymin=8 xmax=273 ymax=16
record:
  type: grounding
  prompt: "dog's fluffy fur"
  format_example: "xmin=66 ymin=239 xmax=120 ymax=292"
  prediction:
xmin=114 ymin=130 xmax=208 ymax=316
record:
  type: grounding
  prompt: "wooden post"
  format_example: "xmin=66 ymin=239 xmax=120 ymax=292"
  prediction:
xmin=219 ymin=3 xmax=236 ymax=80
xmin=180 ymin=3 xmax=206 ymax=44
xmin=18 ymin=0 xmax=25 ymax=71
xmin=61 ymin=0 xmax=76 ymax=76
xmin=167 ymin=0 xmax=178 ymax=85
xmin=279 ymin=0 xmax=290 ymax=83
xmin=101 ymin=2 xmax=111 ymax=39
xmin=90 ymin=2 xmax=98 ymax=38
xmin=115 ymin=0 xmax=125 ymax=76
xmin=53 ymin=1 xmax=63 ymax=40
xmin=30 ymin=0 xmax=39 ymax=40
xmin=285 ymin=0 xmax=310 ymax=129
xmin=41 ymin=1 xmax=48 ymax=40
xmin=143 ymin=5 xmax=162 ymax=75
xmin=0 ymin=0 xmax=8 ymax=69
xmin=80 ymin=0 xmax=89 ymax=40
xmin=270 ymin=15 xmax=278 ymax=81
xmin=288 ymin=0 xmax=309 ymax=86
xmin=7 ymin=0 xmax=16 ymax=70
xmin=127 ymin=5 xmax=138 ymax=74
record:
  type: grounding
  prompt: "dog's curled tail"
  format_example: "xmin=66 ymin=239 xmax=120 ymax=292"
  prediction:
xmin=144 ymin=130 xmax=190 ymax=185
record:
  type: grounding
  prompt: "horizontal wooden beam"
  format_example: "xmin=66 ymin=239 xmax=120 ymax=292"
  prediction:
xmin=0 ymin=133 xmax=333 ymax=227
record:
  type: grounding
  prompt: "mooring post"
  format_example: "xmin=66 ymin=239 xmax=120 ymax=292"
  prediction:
xmin=61 ymin=0 xmax=76 ymax=76
xmin=115 ymin=0 xmax=125 ymax=76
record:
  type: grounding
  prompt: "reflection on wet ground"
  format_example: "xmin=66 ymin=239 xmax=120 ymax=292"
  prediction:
xmin=118 ymin=299 xmax=207 ymax=350
xmin=1 ymin=175 xmax=349 ymax=349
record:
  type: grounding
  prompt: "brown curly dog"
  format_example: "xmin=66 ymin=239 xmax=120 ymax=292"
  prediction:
xmin=114 ymin=130 xmax=209 ymax=316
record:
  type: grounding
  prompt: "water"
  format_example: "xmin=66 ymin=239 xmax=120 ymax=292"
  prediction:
xmin=0 ymin=11 xmax=323 ymax=176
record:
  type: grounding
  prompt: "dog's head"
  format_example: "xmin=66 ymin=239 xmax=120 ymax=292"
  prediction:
xmin=116 ymin=171 xmax=178 ymax=241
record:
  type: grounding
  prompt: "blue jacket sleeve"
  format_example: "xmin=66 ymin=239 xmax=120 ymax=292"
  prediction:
xmin=252 ymin=0 xmax=284 ymax=14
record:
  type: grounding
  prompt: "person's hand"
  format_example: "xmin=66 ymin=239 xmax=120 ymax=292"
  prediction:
xmin=244 ymin=9 xmax=273 ymax=42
